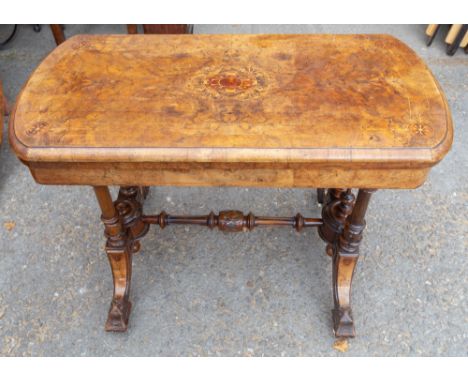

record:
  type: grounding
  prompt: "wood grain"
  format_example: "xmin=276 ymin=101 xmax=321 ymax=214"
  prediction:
xmin=27 ymin=161 xmax=431 ymax=188
xmin=9 ymin=34 xmax=453 ymax=188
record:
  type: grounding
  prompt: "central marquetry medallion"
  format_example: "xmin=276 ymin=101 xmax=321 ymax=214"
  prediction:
xmin=190 ymin=66 xmax=268 ymax=100
xmin=206 ymin=69 xmax=255 ymax=95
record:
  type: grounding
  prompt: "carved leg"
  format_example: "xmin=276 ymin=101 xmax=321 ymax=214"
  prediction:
xmin=115 ymin=186 xmax=150 ymax=252
xmin=318 ymin=188 xmax=355 ymax=257
xmin=332 ymin=188 xmax=375 ymax=337
xmin=94 ymin=186 xmax=135 ymax=332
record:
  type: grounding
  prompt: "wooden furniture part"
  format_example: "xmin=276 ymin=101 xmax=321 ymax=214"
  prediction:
xmin=462 ymin=32 xmax=468 ymax=52
xmin=127 ymin=24 xmax=193 ymax=34
xmin=426 ymin=24 xmax=468 ymax=55
xmin=50 ymin=24 xmax=193 ymax=47
xmin=50 ymin=24 xmax=65 ymax=45
xmin=425 ymin=24 xmax=440 ymax=46
xmin=9 ymin=34 xmax=452 ymax=338
xmin=445 ymin=24 xmax=468 ymax=56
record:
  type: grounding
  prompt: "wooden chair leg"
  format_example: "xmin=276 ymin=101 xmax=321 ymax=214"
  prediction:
xmin=94 ymin=186 xmax=133 ymax=332
xmin=425 ymin=24 xmax=440 ymax=46
xmin=50 ymin=24 xmax=65 ymax=45
xmin=446 ymin=24 xmax=467 ymax=56
xmin=127 ymin=24 xmax=138 ymax=34
xmin=142 ymin=24 xmax=192 ymax=34
xmin=332 ymin=188 xmax=375 ymax=337
xmin=127 ymin=24 xmax=193 ymax=35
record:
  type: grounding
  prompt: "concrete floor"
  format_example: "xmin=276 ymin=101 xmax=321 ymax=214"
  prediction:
xmin=0 ymin=25 xmax=466 ymax=356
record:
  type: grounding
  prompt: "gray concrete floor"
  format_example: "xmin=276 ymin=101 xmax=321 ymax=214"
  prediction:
xmin=0 ymin=25 xmax=466 ymax=356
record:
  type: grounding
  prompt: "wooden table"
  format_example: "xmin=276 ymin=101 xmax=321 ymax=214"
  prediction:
xmin=9 ymin=34 xmax=452 ymax=338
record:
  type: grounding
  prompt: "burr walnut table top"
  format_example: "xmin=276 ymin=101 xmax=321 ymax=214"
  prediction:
xmin=9 ymin=34 xmax=452 ymax=188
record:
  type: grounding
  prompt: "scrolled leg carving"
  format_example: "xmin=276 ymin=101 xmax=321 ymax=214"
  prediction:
xmin=115 ymin=186 xmax=150 ymax=250
xmin=318 ymin=188 xmax=355 ymax=257
xmin=332 ymin=188 xmax=375 ymax=338
xmin=94 ymin=186 xmax=149 ymax=332
xmin=105 ymin=244 xmax=133 ymax=332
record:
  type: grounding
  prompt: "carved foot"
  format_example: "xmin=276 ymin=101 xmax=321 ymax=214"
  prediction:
xmin=105 ymin=298 xmax=132 ymax=332
xmin=332 ymin=307 xmax=355 ymax=338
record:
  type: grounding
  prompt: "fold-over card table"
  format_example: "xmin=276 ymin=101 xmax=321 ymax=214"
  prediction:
xmin=9 ymin=34 xmax=452 ymax=337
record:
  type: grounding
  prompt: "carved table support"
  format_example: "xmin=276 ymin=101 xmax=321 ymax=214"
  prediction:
xmin=142 ymin=210 xmax=322 ymax=232
xmin=115 ymin=186 xmax=149 ymax=253
xmin=318 ymin=188 xmax=355 ymax=257
xmin=94 ymin=186 xmax=132 ymax=331
xmin=94 ymin=186 xmax=149 ymax=332
xmin=332 ymin=188 xmax=375 ymax=337
xmin=93 ymin=184 xmax=374 ymax=337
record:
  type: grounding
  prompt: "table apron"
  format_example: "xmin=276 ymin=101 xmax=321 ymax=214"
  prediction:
xmin=26 ymin=161 xmax=430 ymax=189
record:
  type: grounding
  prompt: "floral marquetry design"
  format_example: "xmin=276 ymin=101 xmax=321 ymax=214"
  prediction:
xmin=207 ymin=71 xmax=255 ymax=95
xmin=190 ymin=66 xmax=269 ymax=100
xmin=409 ymin=122 xmax=433 ymax=137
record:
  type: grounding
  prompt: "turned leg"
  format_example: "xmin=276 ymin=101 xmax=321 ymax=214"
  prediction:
xmin=332 ymin=188 xmax=375 ymax=337
xmin=94 ymin=186 xmax=148 ymax=332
